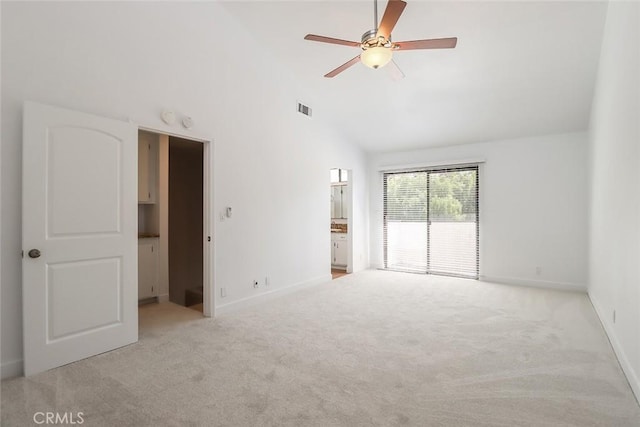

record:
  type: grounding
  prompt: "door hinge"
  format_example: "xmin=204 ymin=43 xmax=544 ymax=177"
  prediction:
xmin=151 ymin=246 xmax=154 ymax=252
xmin=21 ymin=250 xmax=24 ymax=258
xmin=148 ymin=192 xmax=151 ymax=199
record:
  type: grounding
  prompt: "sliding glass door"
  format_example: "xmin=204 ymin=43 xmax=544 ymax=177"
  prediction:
xmin=383 ymin=171 xmax=429 ymax=273
xmin=383 ymin=166 xmax=479 ymax=278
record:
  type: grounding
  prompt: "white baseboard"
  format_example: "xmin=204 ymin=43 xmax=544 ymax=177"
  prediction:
xmin=1 ymin=359 xmax=23 ymax=379
xmin=480 ymin=275 xmax=587 ymax=292
xmin=157 ymin=293 xmax=169 ymax=303
xmin=589 ymin=294 xmax=640 ymax=402
xmin=215 ymin=274 xmax=332 ymax=316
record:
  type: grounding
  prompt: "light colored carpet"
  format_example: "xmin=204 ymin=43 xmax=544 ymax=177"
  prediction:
xmin=2 ymin=270 xmax=639 ymax=426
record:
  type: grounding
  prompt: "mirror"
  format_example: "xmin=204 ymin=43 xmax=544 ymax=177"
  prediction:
xmin=330 ymin=168 xmax=348 ymax=219
xmin=331 ymin=185 xmax=347 ymax=219
xmin=341 ymin=186 xmax=348 ymax=219
xmin=332 ymin=186 xmax=341 ymax=219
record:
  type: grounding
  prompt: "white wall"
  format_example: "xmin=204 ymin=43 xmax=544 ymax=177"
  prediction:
xmin=0 ymin=0 xmax=3 ymax=385
xmin=587 ymin=1 xmax=640 ymax=398
xmin=369 ymin=132 xmax=589 ymax=290
xmin=0 ymin=2 xmax=368 ymax=378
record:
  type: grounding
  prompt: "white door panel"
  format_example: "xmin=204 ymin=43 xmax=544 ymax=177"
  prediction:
xmin=23 ymin=102 xmax=137 ymax=376
xmin=47 ymin=257 xmax=122 ymax=340
xmin=47 ymin=127 xmax=122 ymax=236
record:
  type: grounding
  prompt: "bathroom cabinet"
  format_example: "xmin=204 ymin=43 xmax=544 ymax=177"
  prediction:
xmin=331 ymin=233 xmax=347 ymax=267
xmin=138 ymin=238 xmax=158 ymax=300
xmin=138 ymin=132 xmax=158 ymax=203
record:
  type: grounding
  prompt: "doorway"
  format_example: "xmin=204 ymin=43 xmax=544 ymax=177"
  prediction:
xmin=169 ymin=137 xmax=204 ymax=312
xmin=21 ymin=102 xmax=213 ymax=376
xmin=137 ymin=129 xmax=212 ymax=317
xmin=330 ymin=168 xmax=352 ymax=279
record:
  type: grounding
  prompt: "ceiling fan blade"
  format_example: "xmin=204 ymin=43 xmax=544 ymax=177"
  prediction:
xmin=394 ymin=37 xmax=458 ymax=50
xmin=387 ymin=59 xmax=405 ymax=81
xmin=377 ymin=0 xmax=407 ymax=40
xmin=324 ymin=55 xmax=361 ymax=78
xmin=304 ymin=34 xmax=360 ymax=47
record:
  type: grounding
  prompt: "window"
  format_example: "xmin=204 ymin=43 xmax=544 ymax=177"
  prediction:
xmin=383 ymin=165 xmax=479 ymax=278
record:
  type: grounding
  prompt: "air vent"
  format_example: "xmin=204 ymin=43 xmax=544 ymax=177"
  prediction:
xmin=297 ymin=102 xmax=312 ymax=118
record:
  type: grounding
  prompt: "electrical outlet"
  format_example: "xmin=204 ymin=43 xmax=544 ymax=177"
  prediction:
xmin=253 ymin=280 xmax=259 ymax=288
xmin=535 ymin=266 xmax=542 ymax=276
xmin=220 ymin=287 xmax=227 ymax=298
xmin=265 ymin=276 xmax=270 ymax=287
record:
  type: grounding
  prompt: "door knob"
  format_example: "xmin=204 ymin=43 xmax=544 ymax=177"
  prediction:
xmin=28 ymin=249 xmax=41 ymax=259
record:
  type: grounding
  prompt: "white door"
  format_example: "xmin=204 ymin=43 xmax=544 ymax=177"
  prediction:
xmin=22 ymin=102 xmax=138 ymax=376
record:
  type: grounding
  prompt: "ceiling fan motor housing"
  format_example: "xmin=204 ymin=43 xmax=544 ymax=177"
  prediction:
xmin=360 ymin=29 xmax=393 ymax=51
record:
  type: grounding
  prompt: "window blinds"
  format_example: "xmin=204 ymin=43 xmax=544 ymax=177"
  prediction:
xmin=382 ymin=165 xmax=479 ymax=278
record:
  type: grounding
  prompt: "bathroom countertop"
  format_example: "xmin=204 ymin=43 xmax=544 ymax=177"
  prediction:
xmin=138 ymin=233 xmax=160 ymax=239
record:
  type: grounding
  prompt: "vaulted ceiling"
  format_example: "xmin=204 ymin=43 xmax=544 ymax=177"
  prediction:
xmin=222 ymin=1 xmax=608 ymax=152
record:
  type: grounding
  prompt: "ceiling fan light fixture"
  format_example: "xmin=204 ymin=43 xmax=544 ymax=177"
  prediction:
xmin=361 ymin=46 xmax=393 ymax=69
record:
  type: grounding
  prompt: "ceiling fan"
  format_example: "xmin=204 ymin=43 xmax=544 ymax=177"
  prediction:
xmin=304 ymin=0 xmax=457 ymax=78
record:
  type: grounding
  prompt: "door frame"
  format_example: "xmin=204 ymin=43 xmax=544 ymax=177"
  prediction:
xmin=345 ymin=169 xmax=353 ymax=274
xmin=330 ymin=168 xmax=354 ymax=274
xmin=138 ymin=124 xmax=215 ymax=318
